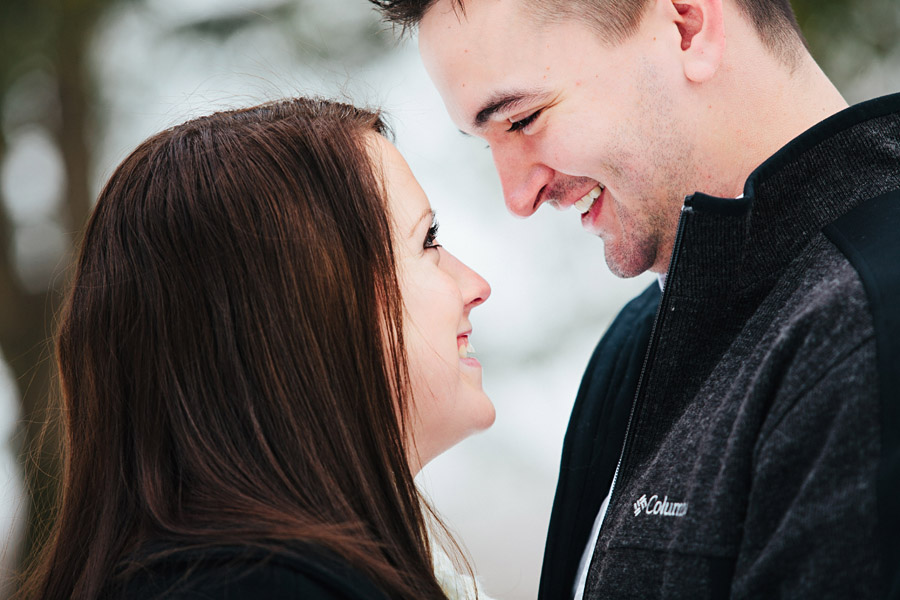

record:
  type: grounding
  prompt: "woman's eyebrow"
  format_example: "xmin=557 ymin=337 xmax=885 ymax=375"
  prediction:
xmin=409 ymin=209 xmax=435 ymax=238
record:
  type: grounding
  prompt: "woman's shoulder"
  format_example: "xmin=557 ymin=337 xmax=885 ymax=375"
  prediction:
xmin=110 ymin=542 xmax=391 ymax=600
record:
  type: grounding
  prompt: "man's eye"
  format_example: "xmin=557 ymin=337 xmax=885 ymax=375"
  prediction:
xmin=507 ymin=110 xmax=542 ymax=133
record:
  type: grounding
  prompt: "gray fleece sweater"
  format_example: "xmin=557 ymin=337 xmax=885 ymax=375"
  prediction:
xmin=563 ymin=94 xmax=900 ymax=599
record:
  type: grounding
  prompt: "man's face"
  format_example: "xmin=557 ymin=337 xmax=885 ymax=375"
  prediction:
xmin=419 ymin=0 xmax=707 ymax=277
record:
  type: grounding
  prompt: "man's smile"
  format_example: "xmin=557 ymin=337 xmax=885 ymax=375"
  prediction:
xmin=574 ymin=184 xmax=604 ymax=213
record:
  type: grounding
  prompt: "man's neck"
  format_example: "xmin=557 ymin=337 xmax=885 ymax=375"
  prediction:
xmin=693 ymin=34 xmax=849 ymax=200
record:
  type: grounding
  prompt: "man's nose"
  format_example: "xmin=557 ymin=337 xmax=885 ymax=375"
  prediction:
xmin=491 ymin=146 xmax=554 ymax=218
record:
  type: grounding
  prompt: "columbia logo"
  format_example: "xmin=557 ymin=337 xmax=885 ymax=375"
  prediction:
xmin=633 ymin=494 xmax=688 ymax=517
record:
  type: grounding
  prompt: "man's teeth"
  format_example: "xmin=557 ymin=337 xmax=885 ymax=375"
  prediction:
xmin=458 ymin=340 xmax=476 ymax=359
xmin=574 ymin=184 xmax=603 ymax=214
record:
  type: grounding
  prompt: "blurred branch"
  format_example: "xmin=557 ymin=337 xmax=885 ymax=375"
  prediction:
xmin=795 ymin=0 xmax=900 ymax=64
xmin=169 ymin=0 xmax=393 ymax=68
xmin=171 ymin=1 xmax=295 ymax=40
xmin=0 ymin=3 xmax=51 ymax=92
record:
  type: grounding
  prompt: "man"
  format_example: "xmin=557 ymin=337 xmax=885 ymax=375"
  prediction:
xmin=370 ymin=0 xmax=900 ymax=597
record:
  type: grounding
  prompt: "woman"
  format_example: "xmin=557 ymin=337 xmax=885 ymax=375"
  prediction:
xmin=18 ymin=97 xmax=494 ymax=599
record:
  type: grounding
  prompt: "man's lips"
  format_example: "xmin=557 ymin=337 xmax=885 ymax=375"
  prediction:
xmin=548 ymin=182 xmax=605 ymax=212
xmin=539 ymin=176 xmax=600 ymax=211
xmin=574 ymin=184 xmax=604 ymax=213
xmin=580 ymin=185 xmax=606 ymax=234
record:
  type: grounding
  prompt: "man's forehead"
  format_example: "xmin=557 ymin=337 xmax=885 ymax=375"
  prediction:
xmin=419 ymin=0 xmax=544 ymax=119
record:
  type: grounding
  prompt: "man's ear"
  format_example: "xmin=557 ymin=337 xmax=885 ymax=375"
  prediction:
xmin=671 ymin=0 xmax=725 ymax=83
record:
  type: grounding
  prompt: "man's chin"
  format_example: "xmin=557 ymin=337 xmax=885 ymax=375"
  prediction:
xmin=604 ymin=245 xmax=657 ymax=279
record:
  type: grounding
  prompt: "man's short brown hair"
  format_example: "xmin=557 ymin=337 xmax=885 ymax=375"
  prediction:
xmin=370 ymin=0 xmax=806 ymax=65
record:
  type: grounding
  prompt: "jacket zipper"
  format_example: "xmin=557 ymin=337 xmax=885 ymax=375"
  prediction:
xmin=596 ymin=202 xmax=693 ymax=533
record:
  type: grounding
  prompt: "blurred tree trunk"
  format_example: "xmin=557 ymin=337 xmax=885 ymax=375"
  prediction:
xmin=0 ymin=1 xmax=103 ymax=579
xmin=56 ymin=10 xmax=96 ymax=236
xmin=0 ymin=133 xmax=59 ymax=574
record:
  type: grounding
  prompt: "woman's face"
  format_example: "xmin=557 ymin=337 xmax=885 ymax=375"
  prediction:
xmin=372 ymin=134 xmax=495 ymax=473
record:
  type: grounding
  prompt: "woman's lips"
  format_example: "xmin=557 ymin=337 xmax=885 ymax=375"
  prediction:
xmin=457 ymin=335 xmax=475 ymax=359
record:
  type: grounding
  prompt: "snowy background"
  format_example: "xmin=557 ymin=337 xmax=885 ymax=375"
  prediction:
xmin=1 ymin=0 xmax=898 ymax=597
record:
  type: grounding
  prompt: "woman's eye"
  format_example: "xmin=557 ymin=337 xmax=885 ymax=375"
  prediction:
xmin=424 ymin=220 xmax=441 ymax=250
xmin=507 ymin=109 xmax=542 ymax=133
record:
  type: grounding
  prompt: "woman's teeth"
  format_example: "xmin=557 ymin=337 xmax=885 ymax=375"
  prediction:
xmin=574 ymin=184 xmax=603 ymax=214
xmin=458 ymin=339 xmax=475 ymax=359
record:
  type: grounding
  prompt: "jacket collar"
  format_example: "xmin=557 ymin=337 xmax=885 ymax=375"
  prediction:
xmin=667 ymin=92 xmax=900 ymax=299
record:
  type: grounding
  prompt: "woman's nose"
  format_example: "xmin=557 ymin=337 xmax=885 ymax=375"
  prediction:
xmin=441 ymin=249 xmax=491 ymax=310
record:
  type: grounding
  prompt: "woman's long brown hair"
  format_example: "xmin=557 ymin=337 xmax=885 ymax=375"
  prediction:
xmin=17 ymin=97 xmax=450 ymax=599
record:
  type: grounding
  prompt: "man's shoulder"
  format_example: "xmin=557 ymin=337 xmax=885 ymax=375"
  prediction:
xmin=823 ymin=186 xmax=900 ymax=337
xmin=823 ymin=188 xmax=900 ymax=597
xmin=746 ymin=188 xmax=900 ymax=443
xmin=758 ymin=188 xmax=900 ymax=353
xmin=777 ymin=187 xmax=900 ymax=358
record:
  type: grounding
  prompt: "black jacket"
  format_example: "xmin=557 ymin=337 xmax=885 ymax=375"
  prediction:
xmin=539 ymin=93 xmax=900 ymax=599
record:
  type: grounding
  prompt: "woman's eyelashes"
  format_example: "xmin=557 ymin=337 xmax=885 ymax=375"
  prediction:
xmin=424 ymin=217 xmax=441 ymax=250
xmin=507 ymin=109 xmax=542 ymax=133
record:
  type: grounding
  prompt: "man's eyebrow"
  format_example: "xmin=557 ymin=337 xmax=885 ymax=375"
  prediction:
xmin=473 ymin=90 xmax=548 ymax=129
